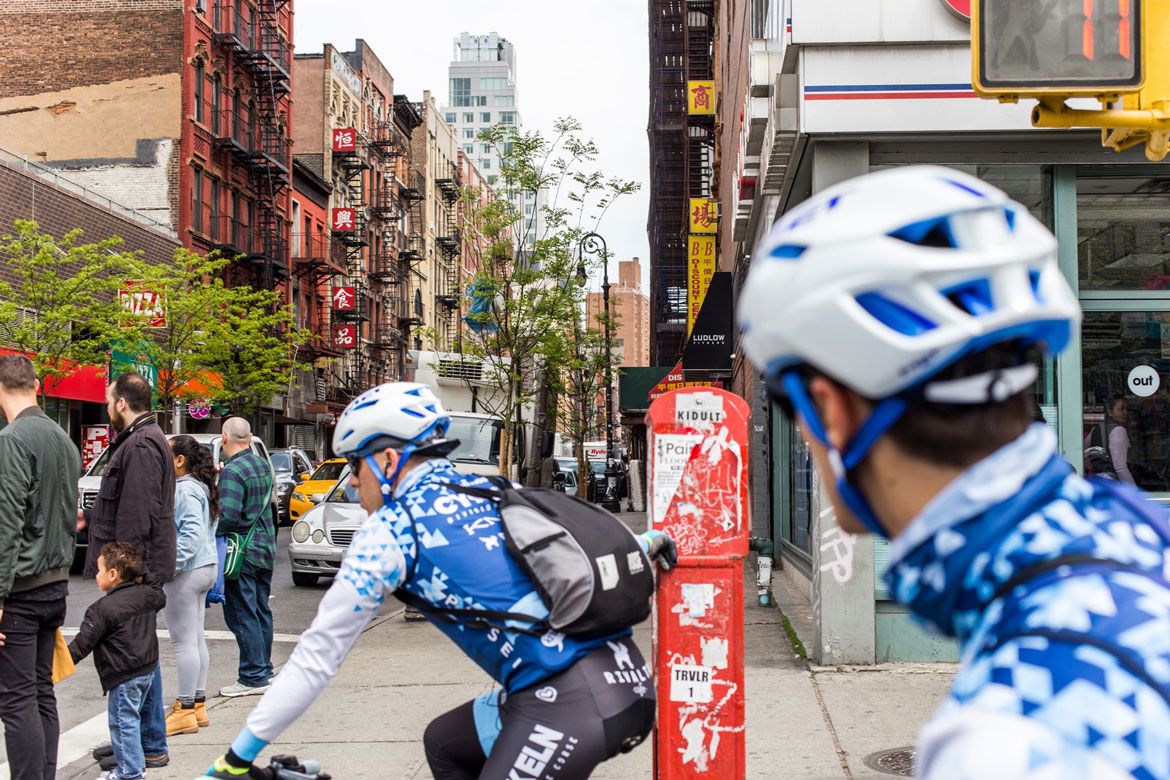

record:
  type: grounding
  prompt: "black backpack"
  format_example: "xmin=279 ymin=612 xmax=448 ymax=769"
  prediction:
xmin=396 ymin=477 xmax=656 ymax=637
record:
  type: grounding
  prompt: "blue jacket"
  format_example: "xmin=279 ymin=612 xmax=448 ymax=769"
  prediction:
xmin=887 ymin=425 xmax=1170 ymax=779
xmin=174 ymin=475 xmax=217 ymax=573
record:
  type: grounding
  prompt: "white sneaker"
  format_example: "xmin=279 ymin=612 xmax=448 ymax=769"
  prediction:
xmin=219 ymin=682 xmax=270 ymax=697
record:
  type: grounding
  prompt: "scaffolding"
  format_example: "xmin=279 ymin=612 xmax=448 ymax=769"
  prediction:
xmin=648 ymin=0 xmax=715 ymax=365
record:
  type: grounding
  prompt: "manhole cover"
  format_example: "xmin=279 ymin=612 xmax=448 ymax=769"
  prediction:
xmin=863 ymin=747 xmax=916 ymax=777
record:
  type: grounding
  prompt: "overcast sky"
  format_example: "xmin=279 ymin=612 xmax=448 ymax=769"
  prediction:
xmin=294 ymin=0 xmax=651 ymax=289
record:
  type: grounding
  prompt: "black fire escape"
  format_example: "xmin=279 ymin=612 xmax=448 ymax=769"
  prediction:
xmin=211 ymin=0 xmax=292 ymax=290
xmin=434 ymin=165 xmax=462 ymax=349
xmin=366 ymin=112 xmax=408 ymax=384
xmin=648 ymin=0 xmax=714 ymax=365
xmin=395 ymin=97 xmax=426 ymax=357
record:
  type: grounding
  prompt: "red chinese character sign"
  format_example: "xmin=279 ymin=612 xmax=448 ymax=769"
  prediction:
xmin=332 ymin=286 xmax=356 ymax=311
xmin=332 ymin=128 xmax=357 ymax=152
xmin=688 ymin=80 xmax=716 ymax=115
xmin=332 ymin=324 xmax=357 ymax=349
xmin=647 ymin=388 xmax=749 ymax=779
xmin=119 ymin=282 xmax=166 ymax=328
xmin=331 ymin=207 xmax=356 ymax=233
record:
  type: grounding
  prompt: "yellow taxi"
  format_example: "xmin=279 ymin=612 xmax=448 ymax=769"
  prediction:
xmin=289 ymin=458 xmax=348 ymax=522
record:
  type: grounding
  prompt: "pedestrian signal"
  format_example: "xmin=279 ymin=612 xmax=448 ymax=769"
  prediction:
xmin=974 ymin=0 xmax=1143 ymax=96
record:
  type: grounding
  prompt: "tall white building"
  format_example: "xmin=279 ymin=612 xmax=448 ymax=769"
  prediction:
xmin=442 ymin=32 xmax=545 ymax=256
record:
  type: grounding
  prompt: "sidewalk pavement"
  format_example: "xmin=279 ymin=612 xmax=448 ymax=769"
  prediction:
xmin=59 ymin=524 xmax=956 ymax=779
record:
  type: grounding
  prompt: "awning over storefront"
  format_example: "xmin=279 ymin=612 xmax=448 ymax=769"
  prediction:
xmin=682 ymin=271 xmax=733 ymax=377
xmin=0 ymin=348 xmax=107 ymax=403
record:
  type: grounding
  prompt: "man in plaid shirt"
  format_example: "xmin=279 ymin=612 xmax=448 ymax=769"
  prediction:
xmin=217 ymin=417 xmax=276 ymax=699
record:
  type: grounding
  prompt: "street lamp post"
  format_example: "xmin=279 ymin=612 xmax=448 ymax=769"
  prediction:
xmin=578 ymin=231 xmax=619 ymax=511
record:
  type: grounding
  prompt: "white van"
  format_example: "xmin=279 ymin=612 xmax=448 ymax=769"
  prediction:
xmin=75 ymin=431 xmax=278 ymax=570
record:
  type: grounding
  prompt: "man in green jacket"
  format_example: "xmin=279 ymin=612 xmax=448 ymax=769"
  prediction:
xmin=0 ymin=354 xmax=81 ymax=780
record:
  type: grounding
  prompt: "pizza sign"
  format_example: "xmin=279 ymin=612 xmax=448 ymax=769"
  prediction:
xmin=119 ymin=282 xmax=166 ymax=328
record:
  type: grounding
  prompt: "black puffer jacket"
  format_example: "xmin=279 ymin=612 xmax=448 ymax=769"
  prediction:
xmin=68 ymin=581 xmax=165 ymax=693
xmin=83 ymin=413 xmax=176 ymax=583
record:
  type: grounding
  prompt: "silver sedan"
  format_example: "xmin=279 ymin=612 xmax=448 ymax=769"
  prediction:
xmin=287 ymin=468 xmax=366 ymax=587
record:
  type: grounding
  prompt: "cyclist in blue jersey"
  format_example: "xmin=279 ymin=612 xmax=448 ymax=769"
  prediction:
xmin=206 ymin=383 xmax=675 ymax=779
xmin=738 ymin=166 xmax=1170 ymax=779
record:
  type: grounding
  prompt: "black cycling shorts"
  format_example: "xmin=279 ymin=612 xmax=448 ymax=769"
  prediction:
xmin=423 ymin=639 xmax=657 ymax=779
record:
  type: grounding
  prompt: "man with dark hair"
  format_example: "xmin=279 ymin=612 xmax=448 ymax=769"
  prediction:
xmin=83 ymin=371 xmax=176 ymax=769
xmin=0 ymin=354 xmax=80 ymax=779
xmin=738 ymin=166 xmax=1170 ymax=778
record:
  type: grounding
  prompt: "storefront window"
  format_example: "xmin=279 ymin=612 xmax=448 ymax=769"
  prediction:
xmin=1081 ymin=311 xmax=1170 ymax=491
xmin=1077 ymin=176 xmax=1170 ymax=291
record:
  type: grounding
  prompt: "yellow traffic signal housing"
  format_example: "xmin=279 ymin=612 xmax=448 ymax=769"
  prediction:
xmin=974 ymin=0 xmax=1170 ymax=161
xmin=973 ymin=0 xmax=1144 ymax=98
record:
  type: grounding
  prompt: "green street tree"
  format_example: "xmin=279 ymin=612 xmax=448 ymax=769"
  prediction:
xmin=461 ymin=118 xmax=638 ymax=479
xmin=0 ymin=219 xmax=146 ymax=400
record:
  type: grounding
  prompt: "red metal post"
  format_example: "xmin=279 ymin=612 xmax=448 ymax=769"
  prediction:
xmin=647 ymin=388 xmax=750 ymax=778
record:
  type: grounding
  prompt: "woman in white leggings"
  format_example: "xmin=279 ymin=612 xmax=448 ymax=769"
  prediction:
xmin=163 ymin=435 xmax=219 ymax=736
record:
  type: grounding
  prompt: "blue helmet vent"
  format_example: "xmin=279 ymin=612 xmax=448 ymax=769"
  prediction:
xmin=943 ymin=278 xmax=994 ymax=316
xmin=1028 ymin=270 xmax=1044 ymax=302
xmin=402 ymin=407 xmax=427 ymax=419
xmin=889 ymin=217 xmax=956 ymax=249
xmin=856 ymin=292 xmax=937 ymax=336
xmin=771 ymin=244 xmax=807 ymax=260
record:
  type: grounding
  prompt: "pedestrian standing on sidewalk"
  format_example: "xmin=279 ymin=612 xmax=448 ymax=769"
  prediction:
xmin=0 ymin=355 xmax=79 ymax=780
xmin=163 ymin=435 xmax=219 ymax=736
xmin=69 ymin=543 xmax=166 ymax=780
xmin=84 ymin=372 xmax=175 ymax=771
xmin=738 ymin=166 xmax=1170 ymax=779
xmin=217 ymin=417 xmax=275 ymax=699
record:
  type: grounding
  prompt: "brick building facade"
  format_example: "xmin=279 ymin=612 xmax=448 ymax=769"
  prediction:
xmin=587 ymin=259 xmax=651 ymax=368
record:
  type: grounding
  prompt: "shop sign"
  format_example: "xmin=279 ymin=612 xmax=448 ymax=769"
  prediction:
xmin=940 ymin=0 xmax=970 ymax=20
xmin=649 ymin=360 xmax=723 ymax=402
xmin=111 ymin=341 xmax=158 ymax=389
xmin=119 ymin=282 xmax=166 ymax=328
xmin=689 ymin=198 xmax=718 ymax=234
xmin=684 ymin=272 xmax=734 ymax=372
xmin=1128 ymin=365 xmax=1160 ymax=398
xmin=330 ymin=50 xmax=362 ymax=98
xmin=188 ymin=398 xmax=211 ymax=420
xmin=688 ymin=236 xmax=716 ymax=335
xmin=688 ymin=80 xmax=716 ymax=115
xmin=332 ymin=323 xmax=357 ymax=349
xmin=332 ymin=286 xmax=356 ymax=311
xmin=332 ymin=128 xmax=357 ymax=153
xmin=331 ymin=207 xmax=356 ymax=232
xmin=81 ymin=425 xmax=109 ymax=470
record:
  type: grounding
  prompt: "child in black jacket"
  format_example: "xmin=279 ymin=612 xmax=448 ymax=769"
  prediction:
xmin=69 ymin=543 xmax=166 ymax=780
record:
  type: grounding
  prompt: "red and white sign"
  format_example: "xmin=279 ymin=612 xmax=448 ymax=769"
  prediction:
xmin=331 ymin=207 xmax=356 ymax=232
xmin=81 ymin=425 xmax=109 ymax=470
xmin=332 ymin=128 xmax=357 ymax=152
xmin=941 ymin=0 xmax=970 ymax=19
xmin=647 ymin=388 xmax=749 ymax=779
xmin=649 ymin=360 xmax=723 ymax=402
xmin=332 ymin=324 xmax=357 ymax=349
xmin=331 ymin=286 xmax=356 ymax=311
xmin=119 ymin=282 xmax=167 ymax=328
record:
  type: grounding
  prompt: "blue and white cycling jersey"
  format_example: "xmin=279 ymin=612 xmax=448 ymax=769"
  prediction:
xmin=887 ymin=425 xmax=1170 ymax=779
xmin=229 ymin=458 xmax=628 ymax=762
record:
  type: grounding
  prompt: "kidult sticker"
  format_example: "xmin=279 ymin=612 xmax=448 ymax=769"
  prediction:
xmin=1128 ymin=365 xmax=1161 ymax=398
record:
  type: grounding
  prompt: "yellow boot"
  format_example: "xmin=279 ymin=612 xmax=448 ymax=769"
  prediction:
xmin=165 ymin=705 xmax=199 ymax=736
xmin=194 ymin=700 xmax=210 ymax=727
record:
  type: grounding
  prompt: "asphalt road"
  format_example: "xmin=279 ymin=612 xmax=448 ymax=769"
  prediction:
xmin=0 ymin=528 xmax=396 ymax=775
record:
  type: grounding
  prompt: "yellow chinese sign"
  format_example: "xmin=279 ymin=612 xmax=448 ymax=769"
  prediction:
xmin=688 ymin=80 xmax=716 ymax=115
xmin=689 ymin=198 xmax=718 ymax=234
xmin=688 ymin=235 xmax=716 ymax=335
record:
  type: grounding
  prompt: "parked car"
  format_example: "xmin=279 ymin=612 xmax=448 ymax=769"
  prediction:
xmin=75 ymin=431 xmax=280 ymax=572
xmin=289 ymin=458 xmax=347 ymax=523
xmin=288 ymin=466 xmax=364 ymax=587
xmin=270 ymin=447 xmax=314 ymax=525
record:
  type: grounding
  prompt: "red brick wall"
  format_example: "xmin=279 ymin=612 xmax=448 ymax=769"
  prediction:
xmin=0 ymin=159 xmax=181 ymax=287
xmin=0 ymin=1 xmax=182 ymax=96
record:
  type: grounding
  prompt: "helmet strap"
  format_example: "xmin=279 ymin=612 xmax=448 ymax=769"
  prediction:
xmin=781 ymin=372 xmax=908 ymax=539
xmin=366 ymin=443 xmax=418 ymax=507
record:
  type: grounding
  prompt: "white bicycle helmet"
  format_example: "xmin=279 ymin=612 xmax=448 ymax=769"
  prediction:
xmin=333 ymin=383 xmax=455 ymax=502
xmin=737 ymin=165 xmax=1081 ymax=536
